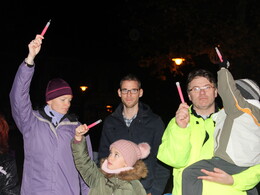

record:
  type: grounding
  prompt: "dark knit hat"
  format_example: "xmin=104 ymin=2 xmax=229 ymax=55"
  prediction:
xmin=110 ymin=139 xmax=150 ymax=167
xmin=235 ymin=79 xmax=260 ymax=100
xmin=45 ymin=78 xmax=73 ymax=102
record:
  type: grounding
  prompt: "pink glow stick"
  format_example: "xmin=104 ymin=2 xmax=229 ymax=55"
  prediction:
xmin=87 ymin=119 xmax=102 ymax=129
xmin=40 ymin=19 xmax=51 ymax=36
xmin=176 ymin=82 xmax=185 ymax=103
xmin=215 ymin=47 xmax=223 ymax=62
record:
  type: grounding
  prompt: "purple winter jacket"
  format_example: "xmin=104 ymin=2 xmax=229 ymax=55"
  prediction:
xmin=9 ymin=61 xmax=92 ymax=195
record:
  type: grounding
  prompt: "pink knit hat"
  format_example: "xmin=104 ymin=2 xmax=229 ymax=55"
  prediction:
xmin=45 ymin=78 xmax=73 ymax=102
xmin=110 ymin=139 xmax=151 ymax=167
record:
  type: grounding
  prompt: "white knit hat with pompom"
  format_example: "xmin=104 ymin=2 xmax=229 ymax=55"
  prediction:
xmin=235 ymin=79 xmax=260 ymax=100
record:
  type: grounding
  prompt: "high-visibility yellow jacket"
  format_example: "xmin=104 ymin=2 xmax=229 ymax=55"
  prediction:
xmin=157 ymin=107 xmax=260 ymax=195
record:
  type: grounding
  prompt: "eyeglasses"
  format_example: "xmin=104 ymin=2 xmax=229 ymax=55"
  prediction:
xmin=188 ymin=85 xmax=215 ymax=93
xmin=120 ymin=89 xmax=139 ymax=94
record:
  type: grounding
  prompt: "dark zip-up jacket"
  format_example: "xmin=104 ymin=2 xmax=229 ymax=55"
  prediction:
xmin=98 ymin=102 xmax=170 ymax=195
xmin=0 ymin=153 xmax=20 ymax=195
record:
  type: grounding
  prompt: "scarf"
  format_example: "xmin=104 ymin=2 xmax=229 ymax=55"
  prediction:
xmin=44 ymin=105 xmax=64 ymax=125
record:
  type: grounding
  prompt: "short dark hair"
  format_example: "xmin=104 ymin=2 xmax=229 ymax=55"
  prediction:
xmin=186 ymin=69 xmax=217 ymax=91
xmin=120 ymin=74 xmax=141 ymax=89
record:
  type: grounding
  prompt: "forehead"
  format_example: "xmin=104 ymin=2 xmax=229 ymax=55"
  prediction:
xmin=121 ymin=80 xmax=139 ymax=88
xmin=55 ymin=95 xmax=73 ymax=100
xmin=189 ymin=76 xmax=212 ymax=87
xmin=110 ymin=147 xmax=121 ymax=154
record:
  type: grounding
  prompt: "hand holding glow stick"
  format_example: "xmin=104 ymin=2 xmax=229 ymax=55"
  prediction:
xmin=215 ymin=47 xmax=223 ymax=62
xmin=176 ymin=82 xmax=185 ymax=103
xmin=87 ymin=119 xmax=102 ymax=129
xmin=40 ymin=19 xmax=51 ymax=36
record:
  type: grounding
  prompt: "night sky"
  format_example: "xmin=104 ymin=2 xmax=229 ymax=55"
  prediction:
xmin=1 ymin=0 xmax=259 ymax=121
xmin=1 ymin=1 xmax=260 ymax=191
xmin=1 ymin=0 xmax=260 ymax=137
xmin=1 ymin=0 xmax=259 ymax=134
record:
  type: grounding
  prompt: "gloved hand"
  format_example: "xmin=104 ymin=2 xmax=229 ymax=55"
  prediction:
xmin=219 ymin=59 xmax=230 ymax=69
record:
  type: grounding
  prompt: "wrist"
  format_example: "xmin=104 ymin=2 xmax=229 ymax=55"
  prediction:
xmin=74 ymin=136 xmax=82 ymax=142
xmin=24 ymin=58 xmax=34 ymax=67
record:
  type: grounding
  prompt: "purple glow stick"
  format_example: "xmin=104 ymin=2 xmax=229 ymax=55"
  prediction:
xmin=215 ymin=47 xmax=223 ymax=62
xmin=87 ymin=119 xmax=102 ymax=129
xmin=40 ymin=19 xmax=51 ymax=36
xmin=176 ymin=82 xmax=185 ymax=103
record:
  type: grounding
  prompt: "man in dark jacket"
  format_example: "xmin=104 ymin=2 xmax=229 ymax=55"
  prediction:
xmin=98 ymin=74 xmax=170 ymax=195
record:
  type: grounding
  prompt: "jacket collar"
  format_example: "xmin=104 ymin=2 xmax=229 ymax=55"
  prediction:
xmin=112 ymin=101 xmax=151 ymax=119
xmin=38 ymin=107 xmax=78 ymax=123
xmin=190 ymin=104 xmax=220 ymax=119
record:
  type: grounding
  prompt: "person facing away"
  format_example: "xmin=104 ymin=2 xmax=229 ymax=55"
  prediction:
xmin=157 ymin=68 xmax=260 ymax=195
xmin=0 ymin=114 xmax=21 ymax=195
xmin=182 ymin=61 xmax=260 ymax=195
xmin=71 ymin=124 xmax=150 ymax=195
xmin=9 ymin=34 xmax=93 ymax=195
xmin=98 ymin=73 xmax=170 ymax=195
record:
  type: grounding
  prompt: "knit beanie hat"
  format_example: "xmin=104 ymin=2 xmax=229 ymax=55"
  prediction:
xmin=110 ymin=139 xmax=150 ymax=167
xmin=235 ymin=79 xmax=260 ymax=100
xmin=45 ymin=78 xmax=73 ymax=102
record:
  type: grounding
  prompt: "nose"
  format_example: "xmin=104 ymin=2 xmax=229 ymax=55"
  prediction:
xmin=64 ymin=102 xmax=71 ymax=108
xmin=125 ymin=90 xmax=132 ymax=95
xmin=107 ymin=155 xmax=113 ymax=162
xmin=199 ymin=89 xmax=206 ymax=94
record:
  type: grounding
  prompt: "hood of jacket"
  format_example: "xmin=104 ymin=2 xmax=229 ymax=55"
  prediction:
xmin=100 ymin=158 xmax=148 ymax=181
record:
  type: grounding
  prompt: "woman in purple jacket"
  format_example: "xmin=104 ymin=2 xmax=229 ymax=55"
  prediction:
xmin=9 ymin=34 xmax=93 ymax=195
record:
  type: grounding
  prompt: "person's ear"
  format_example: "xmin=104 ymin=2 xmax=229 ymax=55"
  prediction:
xmin=187 ymin=92 xmax=190 ymax=100
xmin=46 ymin=100 xmax=52 ymax=105
xmin=118 ymin=88 xmax=122 ymax=97
xmin=214 ymin=87 xmax=218 ymax=98
xmin=139 ymin=88 xmax=143 ymax=97
xmin=123 ymin=160 xmax=128 ymax=167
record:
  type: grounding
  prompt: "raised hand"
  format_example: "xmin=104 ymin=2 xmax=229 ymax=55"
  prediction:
xmin=26 ymin=34 xmax=44 ymax=65
xmin=219 ymin=59 xmax=230 ymax=69
xmin=75 ymin=124 xmax=89 ymax=141
xmin=175 ymin=102 xmax=190 ymax=128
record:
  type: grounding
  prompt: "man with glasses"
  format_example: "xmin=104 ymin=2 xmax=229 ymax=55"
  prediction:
xmin=181 ymin=64 xmax=260 ymax=195
xmin=98 ymin=74 xmax=170 ymax=195
xmin=157 ymin=68 xmax=260 ymax=195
